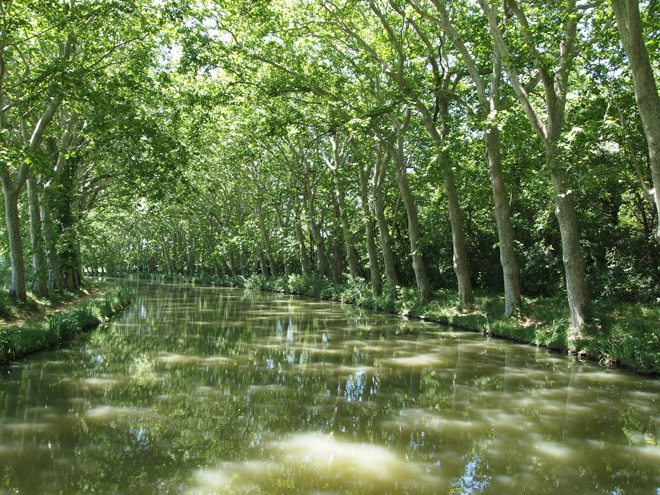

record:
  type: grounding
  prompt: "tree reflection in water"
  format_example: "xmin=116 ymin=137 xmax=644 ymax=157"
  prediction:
xmin=0 ymin=281 xmax=659 ymax=494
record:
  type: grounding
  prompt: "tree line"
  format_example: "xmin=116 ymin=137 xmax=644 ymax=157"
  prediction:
xmin=3 ymin=0 xmax=660 ymax=338
xmin=0 ymin=0 xmax=184 ymax=302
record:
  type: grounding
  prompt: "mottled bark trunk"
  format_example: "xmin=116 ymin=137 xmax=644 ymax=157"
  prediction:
xmin=294 ymin=224 xmax=310 ymax=276
xmin=267 ymin=253 xmax=277 ymax=278
xmin=239 ymin=250 xmax=247 ymax=276
xmin=75 ymin=244 xmax=84 ymax=287
xmin=445 ymin=170 xmax=474 ymax=307
xmin=393 ymin=153 xmax=432 ymax=302
xmin=40 ymin=190 xmax=62 ymax=291
xmin=259 ymin=251 xmax=269 ymax=277
xmin=334 ymin=175 xmax=359 ymax=278
xmin=485 ymin=127 xmax=521 ymax=315
xmin=330 ymin=195 xmax=344 ymax=282
xmin=0 ymin=92 xmax=61 ymax=300
xmin=256 ymin=198 xmax=278 ymax=278
xmin=416 ymin=99 xmax=473 ymax=307
xmin=275 ymin=211 xmax=291 ymax=276
xmin=162 ymin=238 xmax=173 ymax=275
xmin=228 ymin=251 xmax=237 ymax=277
xmin=373 ymin=185 xmax=399 ymax=292
xmin=359 ymin=164 xmax=382 ymax=295
xmin=27 ymin=176 xmax=49 ymax=297
xmin=330 ymin=238 xmax=343 ymax=282
xmin=0 ymin=177 xmax=27 ymax=301
xmin=612 ymin=0 xmax=660 ymax=244
xmin=550 ymin=161 xmax=591 ymax=333
xmin=309 ymin=220 xmax=327 ymax=277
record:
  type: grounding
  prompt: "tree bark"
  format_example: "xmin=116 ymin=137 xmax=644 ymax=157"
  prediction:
xmin=372 ymin=151 xmax=399 ymax=294
xmin=445 ymin=170 xmax=474 ymax=306
xmin=27 ymin=175 xmax=49 ymax=297
xmin=334 ymin=174 xmax=359 ymax=278
xmin=550 ymin=160 xmax=591 ymax=331
xmin=392 ymin=147 xmax=432 ymax=302
xmin=274 ymin=208 xmax=292 ymax=276
xmin=611 ymin=0 xmax=660 ymax=244
xmin=228 ymin=250 xmax=237 ymax=276
xmin=358 ymin=158 xmax=382 ymax=296
xmin=294 ymin=223 xmax=310 ymax=276
xmin=309 ymin=219 xmax=327 ymax=277
xmin=485 ymin=126 xmax=521 ymax=315
xmin=41 ymin=184 xmax=62 ymax=291
xmin=414 ymin=96 xmax=474 ymax=308
xmin=330 ymin=193 xmax=344 ymax=282
xmin=258 ymin=251 xmax=269 ymax=277
xmin=0 ymin=175 xmax=27 ymax=301
xmin=256 ymin=197 xmax=278 ymax=277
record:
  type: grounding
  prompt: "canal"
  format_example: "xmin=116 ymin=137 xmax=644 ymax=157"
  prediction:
xmin=1 ymin=282 xmax=659 ymax=494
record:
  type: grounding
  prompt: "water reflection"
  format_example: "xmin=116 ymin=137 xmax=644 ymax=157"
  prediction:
xmin=0 ymin=282 xmax=659 ymax=494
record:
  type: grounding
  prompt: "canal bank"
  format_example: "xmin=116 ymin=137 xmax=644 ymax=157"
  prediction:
xmin=0 ymin=285 xmax=132 ymax=363
xmin=119 ymin=272 xmax=660 ymax=376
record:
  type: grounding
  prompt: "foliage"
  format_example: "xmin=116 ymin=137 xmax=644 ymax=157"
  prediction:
xmin=0 ymin=0 xmax=657 ymax=370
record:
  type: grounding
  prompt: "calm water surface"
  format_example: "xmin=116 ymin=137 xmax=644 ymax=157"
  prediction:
xmin=1 ymin=282 xmax=659 ymax=494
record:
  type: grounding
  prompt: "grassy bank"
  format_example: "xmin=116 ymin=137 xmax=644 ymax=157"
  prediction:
xmin=123 ymin=271 xmax=659 ymax=375
xmin=0 ymin=287 xmax=133 ymax=364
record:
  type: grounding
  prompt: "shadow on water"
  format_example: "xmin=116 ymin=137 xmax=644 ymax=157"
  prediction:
xmin=0 ymin=281 xmax=659 ymax=494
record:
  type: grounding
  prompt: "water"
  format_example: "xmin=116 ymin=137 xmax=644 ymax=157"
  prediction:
xmin=0 ymin=282 xmax=658 ymax=494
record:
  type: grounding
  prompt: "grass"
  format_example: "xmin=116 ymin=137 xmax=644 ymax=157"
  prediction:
xmin=0 ymin=286 xmax=133 ymax=363
xmin=0 ymin=282 xmax=114 ymax=322
xmin=119 ymin=271 xmax=660 ymax=375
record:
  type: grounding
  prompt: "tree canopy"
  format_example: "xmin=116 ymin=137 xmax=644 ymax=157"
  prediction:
xmin=1 ymin=0 xmax=659 ymax=340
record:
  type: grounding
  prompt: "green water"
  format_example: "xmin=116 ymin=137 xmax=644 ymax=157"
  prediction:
xmin=0 ymin=282 xmax=658 ymax=494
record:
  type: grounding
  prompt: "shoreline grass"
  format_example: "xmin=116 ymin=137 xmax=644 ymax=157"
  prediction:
xmin=0 ymin=287 xmax=133 ymax=364
xmin=118 ymin=272 xmax=659 ymax=376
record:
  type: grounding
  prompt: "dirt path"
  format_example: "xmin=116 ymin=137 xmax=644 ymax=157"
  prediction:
xmin=0 ymin=283 xmax=114 ymax=329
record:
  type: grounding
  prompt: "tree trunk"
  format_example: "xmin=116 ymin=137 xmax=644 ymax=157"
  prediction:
xmin=239 ymin=250 xmax=247 ymax=276
xmin=445 ymin=170 xmax=474 ymax=307
xmin=359 ymin=163 xmax=382 ymax=296
xmin=550 ymin=163 xmax=591 ymax=333
xmin=479 ymin=0 xmax=588 ymax=329
xmin=0 ymin=176 xmax=27 ymax=301
xmin=334 ymin=174 xmax=359 ymax=278
xmin=275 ymin=210 xmax=292 ymax=276
xmin=162 ymin=239 xmax=173 ymax=275
xmin=256 ymin=197 xmax=278 ymax=277
xmin=259 ymin=251 xmax=268 ymax=277
xmin=611 ymin=0 xmax=660 ymax=244
xmin=75 ymin=243 xmax=84 ymax=287
xmin=415 ymin=97 xmax=473 ymax=307
xmin=40 ymin=189 xmax=62 ymax=291
xmin=373 ymin=178 xmax=399 ymax=293
xmin=485 ymin=127 xmax=521 ymax=315
xmin=228 ymin=250 xmax=237 ymax=276
xmin=309 ymin=220 xmax=327 ymax=277
xmin=294 ymin=224 xmax=310 ymax=276
xmin=27 ymin=176 xmax=49 ymax=297
xmin=392 ymin=152 xmax=432 ymax=302
xmin=330 ymin=238 xmax=343 ymax=282
xmin=330 ymin=195 xmax=344 ymax=282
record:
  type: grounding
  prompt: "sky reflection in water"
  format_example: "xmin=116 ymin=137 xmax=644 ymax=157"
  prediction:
xmin=0 ymin=282 xmax=659 ymax=494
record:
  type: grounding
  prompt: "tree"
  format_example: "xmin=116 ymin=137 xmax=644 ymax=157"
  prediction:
xmin=611 ymin=0 xmax=660 ymax=245
xmin=479 ymin=0 xmax=591 ymax=333
xmin=406 ymin=0 xmax=522 ymax=315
